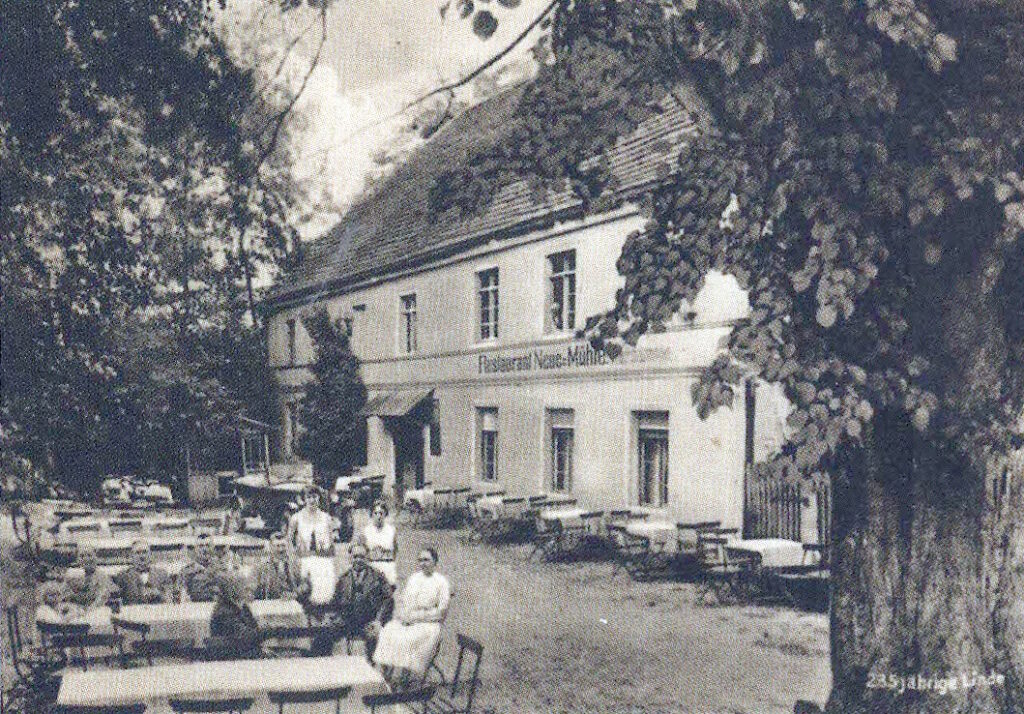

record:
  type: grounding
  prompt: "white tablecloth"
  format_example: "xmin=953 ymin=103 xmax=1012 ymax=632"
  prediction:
xmin=88 ymin=600 xmax=306 ymax=640
xmin=404 ymin=488 xmax=435 ymax=510
xmin=539 ymin=508 xmax=585 ymax=523
xmin=727 ymin=538 xmax=811 ymax=568
xmin=56 ymin=654 xmax=386 ymax=706
xmin=624 ymin=521 xmax=676 ymax=542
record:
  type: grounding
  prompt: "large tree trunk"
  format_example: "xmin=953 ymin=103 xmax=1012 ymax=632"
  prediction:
xmin=825 ymin=414 xmax=1008 ymax=713
xmin=826 ymin=220 xmax=1021 ymax=713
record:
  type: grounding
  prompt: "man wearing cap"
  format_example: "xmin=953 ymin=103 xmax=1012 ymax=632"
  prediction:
xmin=67 ymin=547 xmax=115 ymax=609
xmin=252 ymin=533 xmax=298 ymax=600
xmin=310 ymin=543 xmax=393 ymax=658
xmin=113 ymin=540 xmax=172 ymax=604
xmin=181 ymin=533 xmax=222 ymax=602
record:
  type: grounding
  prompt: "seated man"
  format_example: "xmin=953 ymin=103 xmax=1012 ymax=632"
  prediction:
xmin=311 ymin=543 xmax=394 ymax=658
xmin=36 ymin=580 xmax=74 ymax=626
xmin=180 ymin=533 xmax=222 ymax=602
xmin=252 ymin=534 xmax=298 ymax=600
xmin=67 ymin=547 xmax=115 ymax=609
xmin=209 ymin=572 xmax=262 ymax=659
xmin=113 ymin=540 xmax=172 ymax=605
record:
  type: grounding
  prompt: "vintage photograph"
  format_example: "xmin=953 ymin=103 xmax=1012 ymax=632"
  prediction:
xmin=3 ymin=1 xmax=1023 ymax=713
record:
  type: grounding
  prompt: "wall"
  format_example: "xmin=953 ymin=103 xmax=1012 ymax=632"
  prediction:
xmin=267 ymin=206 xmax=775 ymax=526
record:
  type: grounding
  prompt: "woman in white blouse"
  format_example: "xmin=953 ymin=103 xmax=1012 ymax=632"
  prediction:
xmin=373 ymin=547 xmax=450 ymax=685
xmin=287 ymin=486 xmax=336 ymax=606
xmin=359 ymin=500 xmax=397 ymax=586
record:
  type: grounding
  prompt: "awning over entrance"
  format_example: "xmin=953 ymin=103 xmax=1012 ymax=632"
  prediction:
xmin=361 ymin=388 xmax=433 ymax=417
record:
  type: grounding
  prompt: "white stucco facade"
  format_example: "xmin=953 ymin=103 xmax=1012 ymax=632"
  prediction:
xmin=268 ymin=206 xmax=785 ymax=529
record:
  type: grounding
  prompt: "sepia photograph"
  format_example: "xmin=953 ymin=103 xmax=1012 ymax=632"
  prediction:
xmin=2 ymin=1 xmax=1023 ymax=713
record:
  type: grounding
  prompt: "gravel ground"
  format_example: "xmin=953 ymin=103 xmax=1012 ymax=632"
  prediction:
xmin=397 ymin=525 xmax=830 ymax=714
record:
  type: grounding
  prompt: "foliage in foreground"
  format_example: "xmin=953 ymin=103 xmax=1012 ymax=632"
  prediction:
xmin=0 ymin=0 xmax=303 ymax=493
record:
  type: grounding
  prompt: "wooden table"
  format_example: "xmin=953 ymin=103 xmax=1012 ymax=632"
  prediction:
xmin=83 ymin=600 xmax=306 ymax=640
xmin=725 ymin=538 xmax=811 ymax=569
xmin=52 ymin=532 xmax=266 ymax=554
xmin=623 ymin=520 xmax=677 ymax=549
xmin=538 ymin=507 xmax=585 ymax=524
xmin=56 ymin=654 xmax=386 ymax=706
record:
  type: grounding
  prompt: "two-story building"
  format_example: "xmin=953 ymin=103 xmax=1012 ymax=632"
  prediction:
xmin=263 ymin=83 xmax=791 ymax=531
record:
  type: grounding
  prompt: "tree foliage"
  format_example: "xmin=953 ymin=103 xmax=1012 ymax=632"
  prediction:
xmin=297 ymin=310 xmax=368 ymax=482
xmin=1 ymin=0 xmax=303 ymax=492
xmin=440 ymin=3 xmax=1024 ymax=709
xmin=443 ymin=0 xmax=1024 ymax=486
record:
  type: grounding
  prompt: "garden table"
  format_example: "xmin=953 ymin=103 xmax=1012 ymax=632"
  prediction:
xmin=725 ymin=538 xmax=812 ymax=569
xmin=538 ymin=507 xmax=585 ymax=523
xmin=91 ymin=600 xmax=306 ymax=640
xmin=403 ymin=487 xmax=435 ymax=511
xmin=623 ymin=520 xmax=677 ymax=549
xmin=55 ymin=654 xmax=386 ymax=706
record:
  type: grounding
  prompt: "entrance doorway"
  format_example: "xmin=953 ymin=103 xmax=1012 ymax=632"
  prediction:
xmin=392 ymin=419 xmax=425 ymax=499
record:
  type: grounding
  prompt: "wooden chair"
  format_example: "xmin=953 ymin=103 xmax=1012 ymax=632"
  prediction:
xmin=37 ymin=620 xmax=124 ymax=671
xmin=527 ymin=518 xmax=563 ymax=561
xmin=5 ymin=605 xmax=60 ymax=680
xmin=423 ymin=634 xmax=484 ymax=714
xmin=53 ymin=705 xmax=147 ymax=714
xmin=362 ymin=685 xmax=437 ymax=714
xmin=168 ymin=698 xmax=254 ymax=714
xmin=694 ymin=536 xmax=758 ymax=605
xmin=267 ymin=686 xmax=351 ymax=714
xmin=113 ymin=618 xmax=194 ymax=666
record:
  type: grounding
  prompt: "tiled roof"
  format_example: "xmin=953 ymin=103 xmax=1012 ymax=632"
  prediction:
xmin=265 ymin=84 xmax=702 ymax=309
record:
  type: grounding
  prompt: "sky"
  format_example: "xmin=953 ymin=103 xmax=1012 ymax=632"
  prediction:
xmin=220 ymin=0 xmax=551 ymax=239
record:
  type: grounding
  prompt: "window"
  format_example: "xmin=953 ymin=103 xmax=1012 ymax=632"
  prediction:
xmin=478 ymin=268 xmax=500 ymax=340
xmin=477 ymin=408 xmax=498 ymax=482
xmin=636 ymin=412 xmax=669 ymax=507
xmin=400 ymin=294 xmax=417 ymax=354
xmin=547 ymin=250 xmax=576 ymax=332
xmin=286 ymin=318 xmax=297 ymax=365
xmin=547 ymin=409 xmax=574 ymax=492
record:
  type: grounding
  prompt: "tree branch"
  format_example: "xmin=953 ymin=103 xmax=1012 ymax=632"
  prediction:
xmin=395 ymin=0 xmax=558 ymax=116
xmin=253 ymin=4 xmax=328 ymax=173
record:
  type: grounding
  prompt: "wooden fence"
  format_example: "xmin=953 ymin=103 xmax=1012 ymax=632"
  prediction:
xmin=744 ymin=476 xmax=832 ymax=546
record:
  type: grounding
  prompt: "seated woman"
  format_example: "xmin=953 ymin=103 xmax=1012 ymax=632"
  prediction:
xmin=208 ymin=572 xmax=262 ymax=660
xmin=372 ymin=547 xmax=450 ymax=686
xmin=287 ymin=486 xmax=337 ymax=609
xmin=358 ymin=500 xmax=397 ymax=586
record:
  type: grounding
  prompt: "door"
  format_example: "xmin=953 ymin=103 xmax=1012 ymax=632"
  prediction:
xmin=393 ymin=419 xmax=425 ymax=497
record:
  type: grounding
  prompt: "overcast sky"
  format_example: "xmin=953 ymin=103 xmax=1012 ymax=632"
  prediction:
xmin=222 ymin=0 xmax=549 ymax=238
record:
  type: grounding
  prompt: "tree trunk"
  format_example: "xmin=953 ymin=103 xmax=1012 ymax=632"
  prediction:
xmin=826 ymin=227 xmax=1021 ymax=713
xmin=825 ymin=413 xmax=1010 ymax=713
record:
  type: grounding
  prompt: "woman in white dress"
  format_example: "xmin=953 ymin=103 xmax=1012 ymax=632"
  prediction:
xmin=359 ymin=500 xmax=397 ymax=586
xmin=373 ymin=547 xmax=450 ymax=685
xmin=286 ymin=486 xmax=337 ymax=607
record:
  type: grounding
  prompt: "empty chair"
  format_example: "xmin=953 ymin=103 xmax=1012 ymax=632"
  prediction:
xmin=5 ymin=605 xmax=60 ymax=680
xmin=423 ymin=634 xmax=484 ymax=714
xmin=168 ymin=698 xmax=254 ymax=714
xmin=37 ymin=620 xmax=124 ymax=671
xmin=267 ymin=686 xmax=351 ymax=714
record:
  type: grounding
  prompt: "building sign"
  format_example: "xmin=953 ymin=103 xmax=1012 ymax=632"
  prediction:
xmin=477 ymin=342 xmax=670 ymax=375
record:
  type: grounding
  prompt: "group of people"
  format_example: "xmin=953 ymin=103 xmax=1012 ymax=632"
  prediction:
xmin=38 ymin=485 xmax=451 ymax=687
xmin=286 ymin=486 xmax=450 ymax=685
